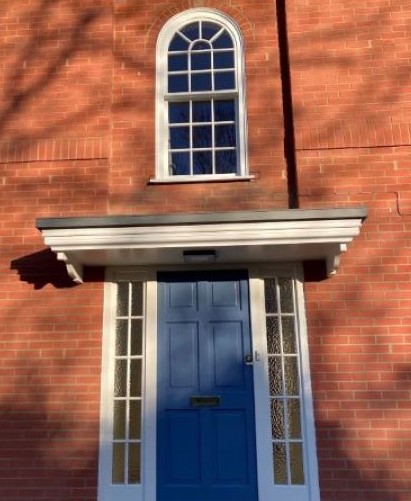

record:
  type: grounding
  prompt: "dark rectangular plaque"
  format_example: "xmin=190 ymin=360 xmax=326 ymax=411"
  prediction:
xmin=190 ymin=396 xmax=220 ymax=407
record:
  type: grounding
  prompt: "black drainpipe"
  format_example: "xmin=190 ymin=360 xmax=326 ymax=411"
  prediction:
xmin=276 ymin=0 xmax=299 ymax=209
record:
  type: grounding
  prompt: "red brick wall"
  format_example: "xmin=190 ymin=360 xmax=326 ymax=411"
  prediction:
xmin=288 ymin=1 xmax=411 ymax=499
xmin=0 ymin=2 xmax=111 ymax=498
xmin=0 ymin=0 xmax=410 ymax=500
xmin=108 ymin=0 xmax=288 ymax=213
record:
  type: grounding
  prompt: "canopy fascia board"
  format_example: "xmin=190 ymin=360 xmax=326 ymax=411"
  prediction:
xmin=37 ymin=208 xmax=367 ymax=283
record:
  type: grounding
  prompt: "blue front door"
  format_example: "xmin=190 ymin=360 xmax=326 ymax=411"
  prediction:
xmin=157 ymin=270 xmax=258 ymax=501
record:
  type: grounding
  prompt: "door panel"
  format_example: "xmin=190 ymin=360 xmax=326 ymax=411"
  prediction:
xmin=157 ymin=271 xmax=258 ymax=501
xmin=165 ymin=410 xmax=201 ymax=483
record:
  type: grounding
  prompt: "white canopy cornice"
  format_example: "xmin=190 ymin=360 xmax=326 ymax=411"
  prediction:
xmin=37 ymin=208 xmax=367 ymax=283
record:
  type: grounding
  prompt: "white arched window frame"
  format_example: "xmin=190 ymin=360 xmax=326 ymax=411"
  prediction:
xmin=153 ymin=8 xmax=250 ymax=182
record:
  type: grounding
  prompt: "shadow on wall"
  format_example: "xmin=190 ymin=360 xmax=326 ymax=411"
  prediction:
xmin=11 ymin=249 xmax=77 ymax=289
xmin=0 ymin=376 xmax=99 ymax=500
xmin=316 ymin=419 xmax=407 ymax=501
xmin=11 ymin=249 xmax=105 ymax=289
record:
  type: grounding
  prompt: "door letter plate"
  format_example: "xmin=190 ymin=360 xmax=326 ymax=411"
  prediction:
xmin=190 ymin=396 xmax=220 ymax=407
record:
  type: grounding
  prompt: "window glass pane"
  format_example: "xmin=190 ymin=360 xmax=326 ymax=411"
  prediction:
xmin=215 ymin=150 xmax=237 ymax=174
xmin=264 ymin=279 xmax=278 ymax=313
xmin=169 ymin=74 xmax=188 ymax=93
xmin=214 ymin=51 xmax=234 ymax=69
xmin=290 ymin=443 xmax=305 ymax=485
xmin=117 ymin=283 xmax=129 ymax=316
xmin=192 ymin=40 xmax=210 ymax=51
xmin=191 ymin=52 xmax=211 ymax=70
xmin=279 ymin=278 xmax=294 ymax=313
xmin=170 ymin=127 xmax=189 ymax=149
xmin=287 ymin=399 xmax=302 ymax=439
xmin=191 ymin=72 xmax=212 ymax=91
xmin=271 ymin=399 xmax=285 ymax=439
xmin=192 ymin=101 xmax=211 ymax=122
xmin=130 ymin=360 xmax=142 ymax=397
xmin=129 ymin=400 xmax=142 ymax=440
xmin=282 ymin=317 xmax=297 ymax=354
xmin=128 ymin=443 xmax=141 ymax=484
xmin=112 ymin=443 xmax=125 ymax=484
xmin=115 ymin=320 xmax=128 ymax=357
xmin=193 ymin=151 xmax=212 ymax=175
xmin=182 ymin=22 xmax=199 ymax=41
xmin=202 ymin=21 xmax=220 ymax=40
xmin=131 ymin=282 xmax=143 ymax=316
xmin=169 ymin=102 xmax=189 ymax=124
xmin=269 ymin=356 xmax=283 ymax=396
xmin=215 ymin=124 xmax=236 ymax=147
xmin=284 ymin=357 xmax=299 ymax=396
xmin=266 ymin=317 xmax=280 ymax=354
xmin=214 ymin=100 xmax=235 ymax=121
xmin=168 ymin=54 xmax=187 ymax=71
xmin=213 ymin=30 xmax=233 ymax=49
xmin=273 ymin=443 xmax=288 ymax=484
xmin=114 ymin=360 xmax=127 ymax=397
xmin=215 ymin=71 xmax=235 ymax=90
xmin=170 ymin=153 xmax=190 ymax=175
xmin=113 ymin=400 xmax=126 ymax=440
xmin=130 ymin=320 xmax=143 ymax=356
xmin=169 ymin=34 xmax=189 ymax=51
xmin=193 ymin=125 xmax=212 ymax=148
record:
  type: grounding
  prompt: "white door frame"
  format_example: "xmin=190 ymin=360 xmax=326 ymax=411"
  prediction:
xmin=98 ymin=263 xmax=320 ymax=501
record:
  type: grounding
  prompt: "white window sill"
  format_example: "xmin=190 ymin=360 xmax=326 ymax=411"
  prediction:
xmin=149 ymin=174 xmax=255 ymax=184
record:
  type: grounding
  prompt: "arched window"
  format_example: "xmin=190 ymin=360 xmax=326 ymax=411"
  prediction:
xmin=155 ymin=9 xmax=248 ymax=181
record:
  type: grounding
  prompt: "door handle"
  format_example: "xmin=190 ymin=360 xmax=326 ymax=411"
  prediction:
xmin=244 ymin=351 xmax=260 ymax=365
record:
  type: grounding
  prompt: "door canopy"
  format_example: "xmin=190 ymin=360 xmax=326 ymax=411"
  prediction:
xmin=37 ymin=208 xmax=367 ymax=283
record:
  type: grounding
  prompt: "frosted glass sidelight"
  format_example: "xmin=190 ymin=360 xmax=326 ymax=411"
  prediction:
xmin=264 ymin=277 xmax=305 ymax=486
xmin=112 ymin=280 xmax=144 ymax=485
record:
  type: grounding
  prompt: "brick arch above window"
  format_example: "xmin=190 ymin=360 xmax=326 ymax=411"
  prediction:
xmin=153 ymin=8 xmax=250 ymax=183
